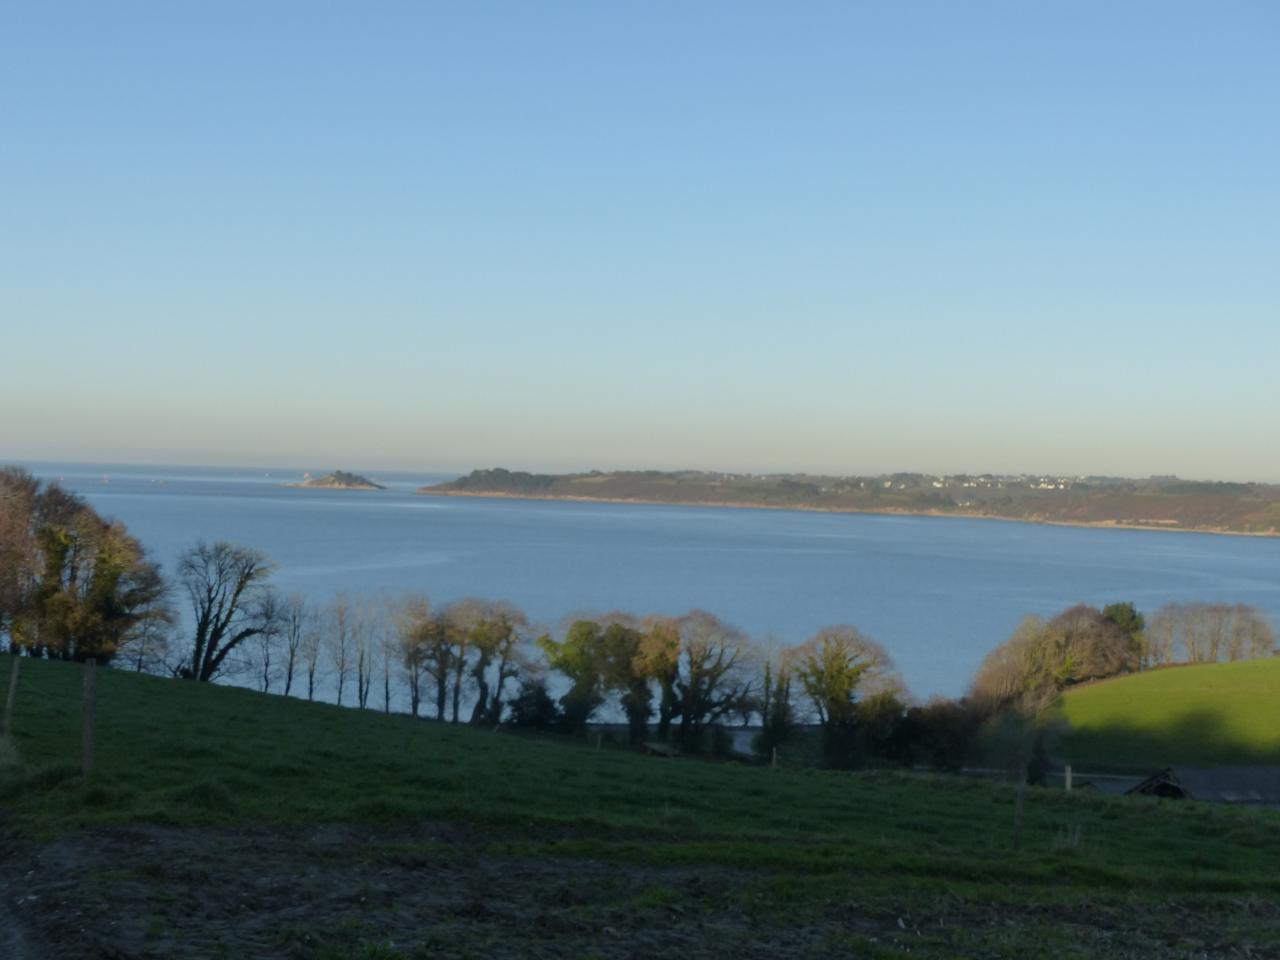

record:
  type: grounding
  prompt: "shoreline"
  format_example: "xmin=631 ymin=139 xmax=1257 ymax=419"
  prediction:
xmin=280 ymin=484 xmax=383 ymax=491
xmin=415 ymin=489 xmax=1279 ymax=539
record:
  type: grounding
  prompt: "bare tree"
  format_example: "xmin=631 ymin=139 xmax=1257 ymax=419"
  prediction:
xmin=252 ymin=591 xmax=284 ymax=693
xmin=1142 ymin=605 xmax=1180 ymax=667
xmin=420 ymin=615 xmax=454 ymax=721
xmin=442 ymin=602 xmax=475 ymax=723
xmin=355 ymin=596 xmax=392 ymax=713
xmin=1146 ymin=602 xmax=1275 ymax=665
xmin=178 ymin=542 xmax=278 ymax=682
xmin=280 ymin=594 xmax=308 ymax=697
xmin=755 ymin=637 xmax=797 ymax=758
xmin=674 ymin=610 xmax=754 ymax=749
xmin=327 ymin=594 xmax=352 ymax=706
xmin=116 ymin=610 xmax=175 ymax=675
xmin=353 ymin=602 xmax=372 ymax=710
xmin=396 ymin=596 xmax=431 ymax=717
xmin=300 ymin=610 xmax=324 ymax=701
xmin=379 ymin=636 xmax=395 ymax=712
xmin=1238 ymin=605 xmax=1277 ymax=659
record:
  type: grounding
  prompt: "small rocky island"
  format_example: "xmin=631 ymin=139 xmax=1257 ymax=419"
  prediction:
xmin=286 ymin=470 xmax=385 ymax=491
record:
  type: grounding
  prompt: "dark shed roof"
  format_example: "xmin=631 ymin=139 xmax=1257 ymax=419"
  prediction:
xmin=1126 ymin=767 xmax=1280 ymax=806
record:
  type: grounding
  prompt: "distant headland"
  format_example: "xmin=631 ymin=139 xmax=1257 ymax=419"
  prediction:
xmin=285 ymin=470 xmax=385 ymax=491
xmin=418 ymin=468 xmax=1280 ymax=536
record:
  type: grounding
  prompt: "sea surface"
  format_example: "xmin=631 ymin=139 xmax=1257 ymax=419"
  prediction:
xmin=21 ymin=461 xmax=1280 ymax=700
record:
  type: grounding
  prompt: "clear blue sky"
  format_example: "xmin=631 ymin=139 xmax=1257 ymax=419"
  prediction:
xmin=3 ymin=2 xmax=1277 ymax=479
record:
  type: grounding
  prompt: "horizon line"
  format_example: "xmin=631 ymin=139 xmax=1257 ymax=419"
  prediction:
xmin=5 ymin=455 xmax=1278 ymax=488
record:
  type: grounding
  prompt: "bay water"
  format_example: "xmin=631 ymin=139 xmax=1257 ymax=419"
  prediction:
xmin=23 ymin=461 xmax=1280 ymax=700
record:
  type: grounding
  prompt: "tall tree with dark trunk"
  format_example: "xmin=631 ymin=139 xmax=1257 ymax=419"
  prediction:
xmin=600 ymin=618 xmax=651 ymax=745
xmin=178 ymin=541 xmax=278 ymax=682
xmin=280 ymin=594 xmax=307 ymax=697
xmin=414 ymin=615 xmax=454 ymax=721
xmin=674 ymin=611 xmax=753 ymax=750
xmin=756 ymin=647 xmax=796 ymax=759
xmin=636 ymin=617 xmax=681 ymax=740
xmin=449 ymin=599 xmax=526 ymax=726
xmin=300 ymin=612 xmax=323 ymax=701
xmin=327 ymin=594 xmax=352 ymax=706
xmin=396 ymin=596 xmax=431 ymax=717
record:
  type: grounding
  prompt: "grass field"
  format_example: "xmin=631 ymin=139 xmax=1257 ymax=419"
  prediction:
xmin=1055 ymin=658 xmax=1280 ymax=770
xmin=2 ymin=656 xmax=1280 ymax=958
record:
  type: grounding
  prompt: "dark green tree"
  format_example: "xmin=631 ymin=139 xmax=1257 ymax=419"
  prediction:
xmin=539 ymin=620 xmax=607 ymax=734
xmin=794 ymin=626 xmax=891 ymax=769
xmin=600 ymin=619 xmax=651 ymax=745
xmin=505 ymin=678 xmax=561 ymax=730
xmin=2 ymin=469 xmax=168 ymax=663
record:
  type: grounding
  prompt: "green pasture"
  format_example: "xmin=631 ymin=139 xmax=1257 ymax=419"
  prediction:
xmin=1055 ymin=658 xmax=1280 ymax=769
xmin=3 ymin=656 xmax=1280 ymax=957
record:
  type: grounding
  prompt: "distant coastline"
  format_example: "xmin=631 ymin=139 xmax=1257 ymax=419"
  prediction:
xmin=417 ymin=468 xmax=1280 ymax=538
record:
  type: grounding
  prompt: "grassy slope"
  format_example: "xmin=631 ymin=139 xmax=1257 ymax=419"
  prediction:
xmin=4 ymin=657 xmax=1280 ymax=957
xmin=1056 ymin=659 xmax=1280 ymax=770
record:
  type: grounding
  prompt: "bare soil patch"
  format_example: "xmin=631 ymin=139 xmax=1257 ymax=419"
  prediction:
xmin=2 ymin=823 xmax=1276 ymax=959
xmin=0 ymin=823 xmax=833 ymax=959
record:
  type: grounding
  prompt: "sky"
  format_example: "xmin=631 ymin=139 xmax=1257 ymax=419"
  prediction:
xmin=2 ymin=2 xmax=1277 ymax=480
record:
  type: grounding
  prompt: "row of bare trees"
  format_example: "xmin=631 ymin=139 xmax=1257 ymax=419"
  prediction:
xmin=167 ymin=545 xmax=538 ymax=722
xmin=150 ymin=540 xmax=921 ymax=762
xmin=150 ymin=540 xmax=910 ymax=757
xmin=1142 ymin=602 xmax=1275 ymax=666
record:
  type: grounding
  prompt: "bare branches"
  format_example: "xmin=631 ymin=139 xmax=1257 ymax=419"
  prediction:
xmin=674 ymin=610 xmax=753 ymax=748
xmin=326 ymin=594 xmax=352 ymax=706
xmin=1145 ymin=602 xmax=1275 ymax=665
xmin=177 ymin=541 xmax=277 ymax=683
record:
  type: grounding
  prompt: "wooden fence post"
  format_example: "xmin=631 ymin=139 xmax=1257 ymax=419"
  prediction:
xmin=2 ymin=656 xmax=20 ymax=740
xmin=82 ymin=658 xmax=97 ymax=778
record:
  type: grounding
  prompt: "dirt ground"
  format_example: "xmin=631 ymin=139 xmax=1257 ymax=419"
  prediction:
xmin=1 ymin=823 xmax=1277 ymax=959
xmin=0 ymin=822 xmax=875 ymax=960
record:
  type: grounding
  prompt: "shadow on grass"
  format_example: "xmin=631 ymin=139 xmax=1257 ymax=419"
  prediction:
xmin=1051 ymin=708 xmax=1280 ymax=772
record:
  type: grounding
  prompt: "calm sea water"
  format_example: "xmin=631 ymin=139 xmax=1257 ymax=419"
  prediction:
xmin=22 ymin=461 xmax=1280 ymax=699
